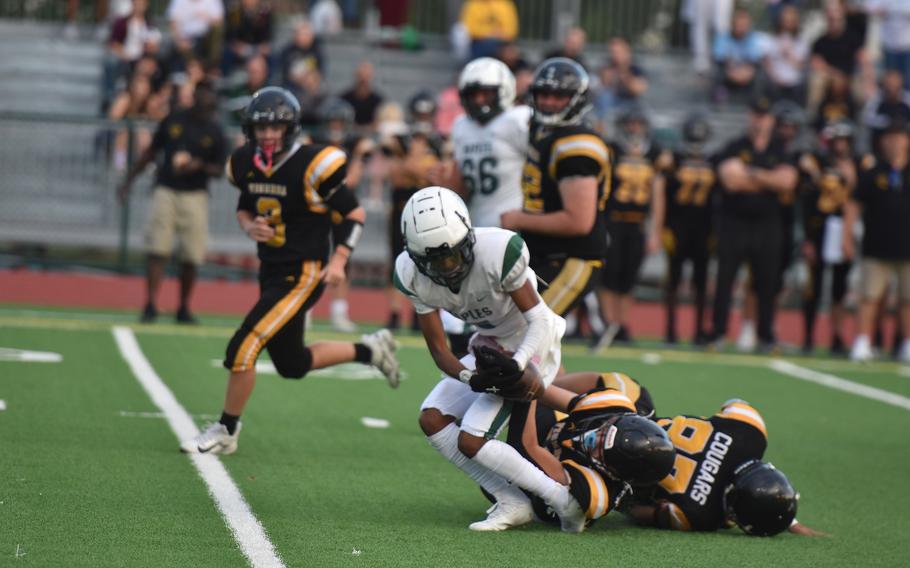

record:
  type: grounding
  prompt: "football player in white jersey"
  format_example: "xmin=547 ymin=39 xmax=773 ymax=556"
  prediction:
xmin=430 ymin=57 xmax=531 ymax=352
xmin=436 ymin=57 xmax=531 ymax=228
xmin=394 ymin=186 xmax=586 ymax=533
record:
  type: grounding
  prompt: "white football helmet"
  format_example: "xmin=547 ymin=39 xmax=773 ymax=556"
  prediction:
xmin=401 ymin=186 xmax=476 ymax=290
xmin=458 ymin=57 xmax=516 ymax=124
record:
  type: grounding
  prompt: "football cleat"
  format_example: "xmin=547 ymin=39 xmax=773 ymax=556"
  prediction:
xmin=468 ymin=490 xmax=533 ymax=531
xmin=361 ymin=329 xmax=401 ymax=388
xmin=331 ymin=314 xmax=359 ymax=333
xmin=180 ymin=421 xmax=242 ymax=455
xmin=850 ymin=335 xmax=873 ymax=362
xmin=736 ymin=321 xmax=757 ymax=352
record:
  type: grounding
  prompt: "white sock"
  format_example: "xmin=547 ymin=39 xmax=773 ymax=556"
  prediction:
xmin=426 ymin=423 xmax=514 ymax=500
xmin=331 ymin=299 xmax=349 ymax=319
xmin=473 ymin=439 xmax=565 ymax=507
xmin=853 ymin=334 xmax=870 ymax=350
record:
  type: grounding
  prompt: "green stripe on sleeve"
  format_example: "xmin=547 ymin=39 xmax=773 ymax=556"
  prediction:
xmin=500 ymin=233 xmax=525 ymax=282
xmin=393 ymin=269 xmax=416 ymax=297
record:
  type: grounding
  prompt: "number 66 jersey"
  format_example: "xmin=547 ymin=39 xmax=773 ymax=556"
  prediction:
xmin=652 ymin=401 xmax=769 ymax=531
xmin=451 ymin=105 xmax=532 ymax=228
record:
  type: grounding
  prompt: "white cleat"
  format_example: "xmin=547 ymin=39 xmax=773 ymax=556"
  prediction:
xmin=736 ymin=321 xmax=757 ymax=353
xmin=551 ymin=486 xmax=587 ymax=533
xmin=180 ymin=422 xmax=242 ymax=455
xmin=590 ymin=322 xmax=621 ymax=354
xmin=468 ymin=493 xmax=534 ymax=531
xmin=850 ymin=335 xmax=874 ymax=363
xmin=898 ymin=340 xmax=910 ymax=365
xmin=362 ymin=329 xmax=401 ymax=388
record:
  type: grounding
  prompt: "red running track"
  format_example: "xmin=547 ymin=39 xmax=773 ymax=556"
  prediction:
xmin=0 ymin=268 xmax=851 ymax=345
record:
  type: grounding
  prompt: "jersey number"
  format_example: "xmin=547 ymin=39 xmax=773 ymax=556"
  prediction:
xmin=659 ymin=417 xmax=714 ymax=494
xmin=462 ymin=157 xmax=499 ymax=196
xmin=521 ymin=162 xmax=543 ymax=212
xmin=818 ymin=172 xmax=849 ymax=214
xmin=256 ymin=197 xmax=287 ymax=248
xmin=614 ymin=163 xmax=653 ymax=205
xmin=675 ymin=167 xmax=714 ymax=206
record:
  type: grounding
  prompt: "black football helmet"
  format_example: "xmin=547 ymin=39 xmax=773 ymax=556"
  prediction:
xmin=409 ymin=89 xmax=438 ymax=120
xmin=529 ymin=57 xmax=591 ymax=127
xmin=682 ymin=112 xmax=712 ymax=154
xmin=772 ymin=100 xmax=805 ymax=130
xmin=242 ymin=87 xmax=301 ymax=151
xmin=571 ymin=413 xmax=676 ymax=485
xmin=821 ymin=118 xmax=855 ymax=141
xmin=724 ymin=460 xmax=798 ymax=536
xmin=615 ymin=103 xmax=652 ymax=154
xmin=319 ymin=96 xmax=355 ymax=127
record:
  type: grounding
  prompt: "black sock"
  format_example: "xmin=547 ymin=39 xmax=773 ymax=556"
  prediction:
xmin=220 ymin=411 xmax=240 ymax=435
xmin=353 ymin=342 xmax=372 ymax=363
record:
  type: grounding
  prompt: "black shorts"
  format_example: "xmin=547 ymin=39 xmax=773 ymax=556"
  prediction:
xmin=531 ymin=256 xmax=603 ymax=317
xmin=665 ymin=223 xmax=710 ymax=262
xmin=603 ymin=221 xmax=645 ymax=294
xmin=224 ymin=259 xmax=325 ymax=376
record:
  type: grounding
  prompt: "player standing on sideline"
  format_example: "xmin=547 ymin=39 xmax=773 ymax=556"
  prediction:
xmin=594 ymin=104 xmax=667 ymax=348
xmin=709 ymin=96 xmax=798 ymax=352
xmin=397 ymin=186 xmax=587 ymax=532
xmin=500 ymin=58 xmax=610 ymax=319
xmin=662 ymin=113 xmax=716 ymax=346
xmin=427 ymin=57 xmax=532 ymax=356
xmin=314 ymin=97 xmax=377 ymax=333
xmin=800 ymin=119 xmax=863 ymax=355
xmin=180 ymin=87 xmax=400 ymax=455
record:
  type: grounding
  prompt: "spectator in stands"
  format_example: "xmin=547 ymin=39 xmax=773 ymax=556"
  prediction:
xmin=863 ymin=70 xmax=910 ymax=153
xmin=844 ymin=116 xmax=910 ymax=363
xmin=222 ymin=54 xmax=271 ymax=125
xmin=460 ymin=0 xmax=519 ymax=61
xmin=280 ymin=19 xmax=325 ymax=88
xmin=710 ymin=96 xmax=799 ymax=352
xmin=294 ymin=69 xmax=329 ymax=131
xmin=167 ymin=0 xmax=224 ymax=70
xmin=310 ymin=0 xmax=344 ymax=35
xmin=341 ymin=61 xmax=385 ymax=132
xmin=64 ymin=0 xmax=110 ymax=39
xmin=814 ymin=69 xmax=856 ymax=132
xmin=682 ymin=0 xmax=733 ymax=74
xmin=223 ymin=0 xmax=274 ymax=76
xmin=808 ymin=1 xmax=873 ymax=114
xmin=103 ymin=0 xmax=154 ymax=110
xmin=497 ymin=42 xmax=533 ymax=102
xmin=116 ymin=82 xmax=227 ymax=324
xmin=545 ymin=26 xmax=590 ymax=71
xmin=763 ymin=4 xmax=808 ymax=104
xmin=593 ymin=37 xmax=649 ymax=126
xmin=108 ymin=74 xmax=165 ymax=170
xmin=172 ymin=57 xmax=207 ymax=110
xmin=712 ymin=7 xmax=765 ymax=104
xmin=866 ymin=1 xmax=910 ymax=89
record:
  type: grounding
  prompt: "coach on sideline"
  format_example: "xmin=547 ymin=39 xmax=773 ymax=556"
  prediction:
xmin=844 ymin=116 xmax=910 ymax=363
xmin=709 ymin=96 xmax=798 ymax=352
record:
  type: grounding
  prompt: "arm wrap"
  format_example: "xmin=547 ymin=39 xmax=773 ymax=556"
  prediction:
xmin=512 ymin=301 xmax=553 ymax=370
xmin=336 ymin=218 xmax=364 ymax=252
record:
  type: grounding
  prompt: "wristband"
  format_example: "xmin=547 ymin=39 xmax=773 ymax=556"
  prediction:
xmin=458 ymin=369 xmax=474 ymax=384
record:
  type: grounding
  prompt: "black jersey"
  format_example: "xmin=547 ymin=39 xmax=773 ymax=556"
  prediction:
xmin=228 ymin=142 xmax=348 ymax=265
xmin=653 ymin=402 xmax=768 ymax=531
xmin=665 ymin=151 xmax=717 ymax=230
xmin=716 ymin=136 xmax=794 ymax=221
xmin=604 ymin=144 xmax=665 ymax=224
xmin=801 ymin=153 xmax=868 ymax=243
xmin=521 ymin=123 xmax=610 ymax=260
xmin=533 ymin=388 xmax=639 ymax=524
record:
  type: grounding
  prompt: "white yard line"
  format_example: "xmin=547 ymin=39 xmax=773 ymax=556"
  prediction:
xmin=112 ymin=326 xmax=285 ymax=568
xmin=768 ymin=359 xmax=910 ymax=412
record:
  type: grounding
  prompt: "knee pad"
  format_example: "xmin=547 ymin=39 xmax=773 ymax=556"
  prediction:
xmin=275 ymin=346 xmax=313 ymax=380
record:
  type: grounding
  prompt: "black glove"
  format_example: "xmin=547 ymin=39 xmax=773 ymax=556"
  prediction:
xmin=469 ymin=346 xmax=543 ymax=401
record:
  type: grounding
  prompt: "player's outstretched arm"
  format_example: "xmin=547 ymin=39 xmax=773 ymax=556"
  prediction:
xmin=418 ymin=310 xmax=469 ymax=380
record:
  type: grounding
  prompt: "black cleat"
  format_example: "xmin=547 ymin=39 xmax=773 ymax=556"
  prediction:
xmin=176 ymin=307 xmax=199 ymax=325
xmin=140 ymin=303 xmax=157 ymax=323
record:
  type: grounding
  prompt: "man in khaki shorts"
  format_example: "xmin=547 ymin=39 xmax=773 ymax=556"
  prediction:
xmin=843 ymin=116 xmax=910 ymax=363
xmin=118 ymin=82 xmax=226 ymax=323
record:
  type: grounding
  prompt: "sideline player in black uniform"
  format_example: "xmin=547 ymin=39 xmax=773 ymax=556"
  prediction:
xmin=711 ymin=97 xmax=799 ymax=351
xmin=596 ymin=104 xmax=667 ymax=348
xmin=180 ymin=87 xmax=400 ymax=455
xmin=800 ymin=119 xmax=864 ymax=355
xmin=662 ymin=113 xmax=716 ymax=345
xmin=501 ymin=57 xmax=610 ymax=318
xmin=315 ymin=97 xmax=376 ymax=333
xmin=626 ymin=400 xmax=823 ymax=537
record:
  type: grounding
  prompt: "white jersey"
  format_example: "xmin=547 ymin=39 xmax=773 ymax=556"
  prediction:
xmin=452 ymin=105 xmax=532 ymax=228
xmin=395 ymin=227 xmax=565 ymax=384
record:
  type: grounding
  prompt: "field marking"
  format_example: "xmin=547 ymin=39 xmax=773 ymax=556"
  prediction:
xmin=112 ymin=326 xmax=285 ymax=568
xmin=207 ymin=359 xmax=408 ymax=381
xmin=768 ymin=359 xmax=910 ymax=412
xmin=118 ymin=410 xmax=219 ymax=420
xmin=361 ymin=417 xmax=390 ymax=429
xmin=0 ymin=399 xmax=6 ymax=411
xmin=0 ymin=347 xmax=62 ymax=363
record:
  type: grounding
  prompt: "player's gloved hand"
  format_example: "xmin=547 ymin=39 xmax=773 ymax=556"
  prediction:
xmin=470 ymin=345 xmax=543 ymax=401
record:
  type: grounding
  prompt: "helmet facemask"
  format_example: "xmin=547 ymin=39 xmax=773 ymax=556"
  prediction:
xmin=409 ymin=228 xmax=475 ymax=292
xmin=461 ymin=84 xmax=503 ymax=125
